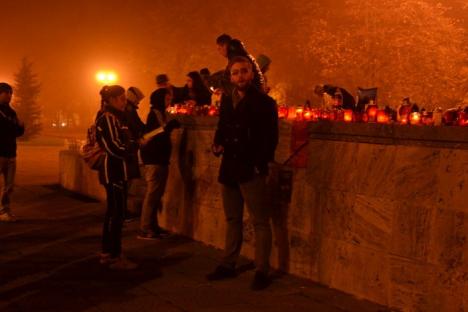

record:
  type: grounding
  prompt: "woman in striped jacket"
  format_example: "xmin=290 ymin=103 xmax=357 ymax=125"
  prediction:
xmin=95 ymin=85 xmax=138 ymax=270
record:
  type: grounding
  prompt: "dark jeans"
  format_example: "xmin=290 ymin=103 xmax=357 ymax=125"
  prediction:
xmin=0 ymin=157 xmax=16 ymax=215
xmin=103 ymin=181 xmax=127 ymax=258
xmin=221 ymin=174 xmax=272 ymax=273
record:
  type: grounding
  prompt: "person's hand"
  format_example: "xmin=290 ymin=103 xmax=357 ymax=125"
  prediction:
xmin=138 ymin=138 xmax=148 ymax=147
xmin=211 ymin=144 xmax=224 ymax=157
xmin=164 ymin=119 xmax=181 ymax=132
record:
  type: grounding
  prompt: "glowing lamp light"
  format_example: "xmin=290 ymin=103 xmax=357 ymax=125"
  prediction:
xmin=343 ymin=110 xmax=353 ymax=123
xmin=96 ymin=71 xmax=118 ymax=84
xmin=409 ymin=112 xmax=421 ymax=125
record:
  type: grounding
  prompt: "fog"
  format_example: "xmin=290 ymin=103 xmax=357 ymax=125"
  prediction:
xmin=1 ymin=0 xmax=466 ymax=127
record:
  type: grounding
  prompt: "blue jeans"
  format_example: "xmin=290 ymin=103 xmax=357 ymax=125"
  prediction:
xmin=0 ymin=157 xmax=16 ymax=215
xmin=140 ymin=165 xmax=169 ymax=233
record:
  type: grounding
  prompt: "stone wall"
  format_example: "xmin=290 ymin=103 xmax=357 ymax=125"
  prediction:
xmin=59 ymin=118 xmax=468 ymax=311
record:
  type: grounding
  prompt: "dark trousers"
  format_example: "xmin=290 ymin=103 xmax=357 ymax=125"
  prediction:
xmin=221 ymin=174 xmax=272 ymax=273
xmin=102 ymin=181 xmax=127 ymax=258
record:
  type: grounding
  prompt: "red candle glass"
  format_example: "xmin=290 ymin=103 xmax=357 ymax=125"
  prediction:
xmin=409 ymin=112 xmax=421 ymax=125
xmin=366 ymin=105 xmax=378 ymax=122
xmin=343 ymin=110 xmax=353 ymax=123
xmin=376 ymin=110 xmax=389 ymax=124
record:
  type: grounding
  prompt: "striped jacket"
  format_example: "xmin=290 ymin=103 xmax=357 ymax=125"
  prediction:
xmin=96 ymin=106 xmax=130 ymax=185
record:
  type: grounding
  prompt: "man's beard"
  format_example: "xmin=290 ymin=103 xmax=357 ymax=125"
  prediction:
xmin=235 ymin=81 xmax=251 ymax=91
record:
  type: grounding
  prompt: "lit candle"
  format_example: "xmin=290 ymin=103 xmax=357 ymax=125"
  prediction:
xmin=458 ymin=110 xmax=468 ymax=126
xmin=295 ymin=107 xmax=304 ymax=120
xmin=278 ymin=106 xmax=289 ymax=119
xmin=321 ymin=110 xmax=331 ymax=120
xmin=376 ymin=110 xmax=389 ymax=124
xmin=366 ymin=104 xmax=378 ymax=122
xmin=303 ymin=108 xmax=312 ymax=121
xmin=208 ymin=106 xmax=218 ymax=116
xmin=421 ymin=111 xmax=434 ymax=126
xmin=409 ymin=112 xmax=421 ymax=125
xmin=343 ymin=109 xmax=353 ymax=122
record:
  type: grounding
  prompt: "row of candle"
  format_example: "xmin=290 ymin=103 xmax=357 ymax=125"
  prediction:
xmin=167 ymin=104 xmax=219 ymax=117
xmin=166 ymin=103 xmax=467 ymax=127
xmin=278 ymin=105 xmax=468 ymax=127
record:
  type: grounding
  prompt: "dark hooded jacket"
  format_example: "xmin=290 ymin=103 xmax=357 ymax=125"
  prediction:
xmin=141 ymin=89 xmax=172 ymax=165
xmin=0 ymin=104 xmax=24 ymax=158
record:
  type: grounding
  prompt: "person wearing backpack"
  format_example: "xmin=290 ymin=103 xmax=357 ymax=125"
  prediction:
xmin=95 ymin=85 xmax=138 ymax=270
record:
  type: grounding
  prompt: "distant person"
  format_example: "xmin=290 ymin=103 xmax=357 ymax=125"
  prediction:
xmin=214 ymin=34 xmax=265 ymax=94
xmin=0 ymin=83 xmax=24 ymax=222
xmin=139 ymin=88 xmax=180 ymax=240
xmin=200 ymin=68 xmax=211 ymax=89
xmin=256 ymin=54 xmax=272 ymax=93
xmin=207 ymin=56 xmax=278 ymax=291
xmin=183 ymin=71 xmax=212 ymax=106
xmin=314 ymin=84 xmax=355 ymax=110
xmin=123 ymin=86 xmax=146 ymax=221
xmin=96 ymin=85 xmax=138 ymax=270
xmin=155 ymin=74 xmax=185 ymax=105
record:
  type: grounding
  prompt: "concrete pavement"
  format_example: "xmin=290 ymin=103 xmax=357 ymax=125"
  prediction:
xmin=0 ymin=144 xmax=393 ymax=311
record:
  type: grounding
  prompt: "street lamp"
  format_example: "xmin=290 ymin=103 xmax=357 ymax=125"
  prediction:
xmin=95 ymin=71 xmax=118 ymax=84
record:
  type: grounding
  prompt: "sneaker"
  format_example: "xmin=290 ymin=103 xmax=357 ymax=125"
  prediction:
xmin=250 ymin=271 xmax=271 ymax=291
xmin=206 ymin=265 xmax=237 ymax=281
xmin=124 ymin=211 xmax=139 ymax=223
xmin=108 ymin=256 xmax=138 ymax=270
xmin=0 ymin=212 xmax=17 ymax=222
xmin=99 ymin=253 xmax=112 ymax=265
xmin=137 ymin=230 xmax=159 ymax=240
xmin=155 ymin=227 xmax=171 ymax=238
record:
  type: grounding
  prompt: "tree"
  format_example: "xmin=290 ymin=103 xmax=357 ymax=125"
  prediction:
xmin=295 ymin=0 xmax=467 ymax=109
xmin=13 ymin=58 xmax=42 ymax=139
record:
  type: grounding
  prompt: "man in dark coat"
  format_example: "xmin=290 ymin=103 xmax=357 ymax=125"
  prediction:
xmin=207 ymin=56 xmax=278 ymax=291
xmin=0 ymin=83 xmax=24 ymax=222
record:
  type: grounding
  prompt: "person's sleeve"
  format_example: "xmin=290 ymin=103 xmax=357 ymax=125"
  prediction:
xmin=15 ymin=114 xmax=25 ymax=137
xmin=255 ymin=97 xmax=278 ymax=172
xmin=142 ymin=110 xmax=166 ymax=141
xmin=214 ymin=95 xmax=227 ymax=146
xmin=96 ymin=114 xmax=128 ymax=159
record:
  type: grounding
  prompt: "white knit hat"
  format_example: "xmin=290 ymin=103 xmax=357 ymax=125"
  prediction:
xmin=127 ymin=87 xmax=145 ymax=105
